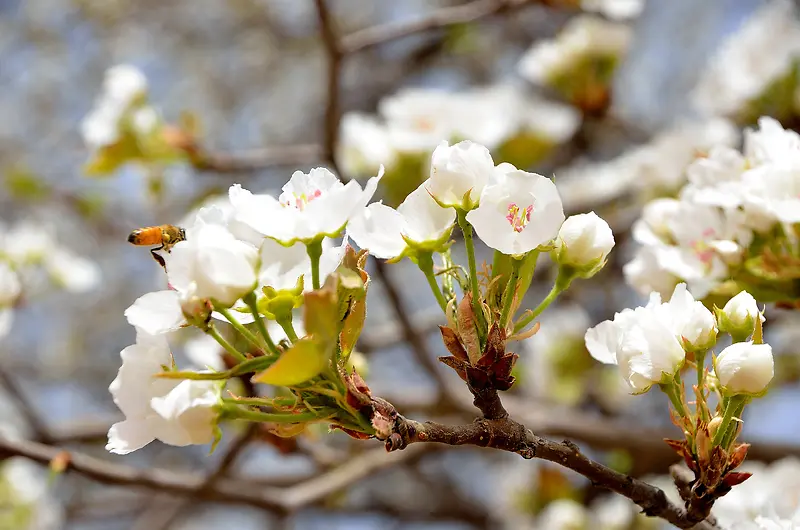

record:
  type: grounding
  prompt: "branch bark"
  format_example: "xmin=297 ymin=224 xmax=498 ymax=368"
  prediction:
xmin=313 ymin=0 xmax=343 ymax=174
xmin=383 ymin=411 xmax=720 ymax=530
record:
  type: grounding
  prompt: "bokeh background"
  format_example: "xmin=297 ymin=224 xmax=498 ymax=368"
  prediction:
xmin=1 ymin=0 xmax=799 ymax=528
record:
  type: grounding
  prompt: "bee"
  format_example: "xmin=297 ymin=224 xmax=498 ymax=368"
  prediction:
xmin=128 ymin=225 xmax=186 ymax=269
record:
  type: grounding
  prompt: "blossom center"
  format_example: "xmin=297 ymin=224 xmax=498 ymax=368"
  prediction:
xmin=414 ymin=116 xmax=436 ymax=132
xmin=691 ymin=228 xmax=717 ymax=265
xmin=283 ymin=189 xmax=322 ymax=210
xmin=506 ymin=203 xmax=532 ymax=233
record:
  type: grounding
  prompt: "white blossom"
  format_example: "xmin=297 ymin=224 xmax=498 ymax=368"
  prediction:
xmin=518 ymin=15 xmax=631 ymax=86
xmin=347 ymin=179 xmax=455 ymax=259
xmin=552 ymin=211 xmax=614 ymax=270
xmin=581 ymin=0 xmax=644 ymax=20
xmin=107 ymin=330 xmax=220 ymax=455
xmin=692 ymin=0 xmax=800 ymax=118
xmin=720 ymin=290 xmax=765 ymax=338
xmin=0 ymin=261 xmax=21 ymax=307
xmin=426 ymin=140 xmax=496 ymax=209
xmin=585 ymin=285 xmax=711 ymax=393
xmin=466 ymin=165 xmax=564 ymax=255
xmin=622 ymin=245 xmax=680 ymax=299
xmin=166 ymin=207 xmax=258 ymax=307
xmin=714 ymin=341 xmax=774 ymax=395
xmin=43 ymin=248 xmax=101 ymax=293
xmin=229 ymin=167 xmax=381 ymax=243
xmin=81 ymin=64 xmax=153 ymax=149
xmin=337 ymin=113 xmax=396 ymax=176
xmin=125 ymin=290 xmax=187 ymax=335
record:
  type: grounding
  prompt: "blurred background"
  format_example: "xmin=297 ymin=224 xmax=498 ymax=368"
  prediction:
xmin=1 ymin=0 xmax=799 ymax=528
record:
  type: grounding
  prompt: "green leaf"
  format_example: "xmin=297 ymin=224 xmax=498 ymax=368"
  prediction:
xmin=252 ymin=338 xmax=329 ymax=386
xmin=4 ymin=166 xmax=51 ymax=200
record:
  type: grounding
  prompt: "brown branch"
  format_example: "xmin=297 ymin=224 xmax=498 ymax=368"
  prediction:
xmin=383 ymin=413 xmax=719 ymax=530
xmin=0 ymin=367 xmax=53 ymax=444
xmin=340 ymin=0 xmax=555 ymax=54
xmin=192 ymin=144 xmax=323 ymax=173
xmin=0 ymin=434 xmax=432 ymax=514
xmin=313 ymin=0 xmax=343 ymax=175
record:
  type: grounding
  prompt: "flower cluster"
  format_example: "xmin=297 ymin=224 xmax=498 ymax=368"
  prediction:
xmin=517 ymin=14 xmax=631 ymax=112
xmin=581 ymin=0 xmax=643 ymax=20
xmin=111 ymin=138 xmax=616 ymax=454
xmin=80 ymin=65 xmax=184 ymax=180
xmin=587 ymin=282 xmax=773 ymax=499
xmin=692 ymin=0 xmax=800 ymax=123
xmin=0 ymin=220 xmax=100 ymax=339
xmin=625 ymin=116 xmax=800 ymax=302
xmin=337 ymin=84 xmax=580 ymax=205
xmin=556 ymin=118 xmax=738 ymax=210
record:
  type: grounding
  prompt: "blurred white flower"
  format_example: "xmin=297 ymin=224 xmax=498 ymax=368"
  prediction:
xmin=744 ymin=116 xmax=800 ymax=167
xmin=622 ymin=245 xmax=680 ymax=299
xmin=81 ymin=64 xmax=152 ymax=149
xmin=43 ymin=248 xmax=100 ymax=293
xmin=582 ymin=0 xmax=644 ymax=20
xmin=184 ymin=333 xmax=225 ymax=371
xmin=337 ymin=113 xmax=396 ymax=177
xmin=466 ymin=165 xmax=565 ymax=255
xmin=0 ymin=458 xmax=63 ymax=530
xmin=107 ymin=330 xmax=219 ymax=454
xmin=166 ymin=207 xmax=258 ymax=307
xmin=681 ymin=146 xmax=747 ymax=208
xmin=426 ymin=140 xmax=495 ymax=209
xmin=714 ymin=341 xmax=774 ymax=395
xmin=0 ymin=221 xmax=54 ymax=263
xmin=552 ymin=211 xmax=614 ymax=272
xmin=713 ymin=457 xmax=800 ymax=527
xmin=348 ymin=179 xmax=455 ymax=259
xmin=0 ymin=261 xmax=21 ymax=307
xmin=534 ymin=499 xmax=587 ymax=530
xmin=229 ymin=167 xmax=381 ymax=244
xmin=518 ymin=15 xmax=630 ymax=85
xmin=692 ymin=0 xmax=800 ymax=118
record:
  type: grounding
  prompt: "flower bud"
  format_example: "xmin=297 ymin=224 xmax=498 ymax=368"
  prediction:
xmin=717 ymin=291 xmax=764 ymax=341
xmin=552 ymin=212 xmax=615 ymax=277
xmin=714 ymin=341 xmax=774 ymax=396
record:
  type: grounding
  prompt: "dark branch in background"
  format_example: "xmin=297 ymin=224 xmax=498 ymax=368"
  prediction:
xmin=0 ymin=368 xmax=53 ymax=444
xmin=193 ymin=144 xmax=322 ymax=172
xmin=340 ymin=0 xmax=553 ymax=53
xmin=313 ymin=0 xmax=344 ymax=175
xmin=0 ymin=434 xmax=432 ymax=514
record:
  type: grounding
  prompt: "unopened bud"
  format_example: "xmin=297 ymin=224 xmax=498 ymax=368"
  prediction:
xmin=714 ymin=341 xmax=774 ymax=396
xmin=552 ymin=212 xmax=615 ymax=278
xmin=717 ymin=291 xmax=764 ymax=342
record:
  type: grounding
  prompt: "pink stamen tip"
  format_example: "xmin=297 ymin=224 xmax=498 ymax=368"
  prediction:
xmin=506 ymin=203 xmax=533 ymax=233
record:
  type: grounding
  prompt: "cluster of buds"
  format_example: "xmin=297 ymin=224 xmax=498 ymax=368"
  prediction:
xmin=586 ymin=285 xmax=773 ymax=502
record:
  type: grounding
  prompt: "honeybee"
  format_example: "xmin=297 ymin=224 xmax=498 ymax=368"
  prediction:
xmin=128 ymin=225 xmax=186 ymax=269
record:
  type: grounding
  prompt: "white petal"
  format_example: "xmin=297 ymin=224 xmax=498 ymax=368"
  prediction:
xmin=347 ymin=203 xmax=407 ymax=259
xmin=106 ymin=419 xmax=155 ymax=455
xmin=585 ymin=320 xmax=621 ymax=364
xmin=124 ymin=290 xmax=186 ymax=335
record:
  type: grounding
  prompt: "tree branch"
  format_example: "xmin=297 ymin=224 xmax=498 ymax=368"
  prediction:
xmin=0 ymin=434 xmax=432 ymax=514
xmin=382 ymin=412 xmax=720 ymax=530
xmin=340 ymin=0 xmax=557 ymax=54
xmin=313 ymin=0 xmax=343 ymax=174
xmin=192 ymin=144 xmax=322 ymax=173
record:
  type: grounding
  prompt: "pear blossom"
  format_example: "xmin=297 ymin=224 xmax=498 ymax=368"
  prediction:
xmin=714 ymin=341 xmax=774 ymax=395
xmin=107 ymin=330 xmax=220 ymax=455
xmin=229 ymin=167 xmax=382 ymax=244
xmin=337 ymin=113 xmax=396 ymax=176
xmin=581 ymin=0 xmax=643 ymax=20
xmin=743 ymin=116 xmax=800 ymax=168
xmin=426 ymin=140 xmax=495 ymax=209
xmin=585 ymin=285 xmax=712 ymax=393
xmin=0 ymin=262 xmax=20 ymax=307
xmin=347 ymin=179 xmax=456 ymax=259
xmin=691 ymin=0 xmax=800 ymax=118
xmin=534 ymin=499 xmax=587 ymax=530
xmin=125 ymin=289 xmax=188 ymax=335
xmin=719 ymin=291 xmax=765 ymax=339
xmin=622 ymin=246 xmax=680 ymax=300
xmin=43 ymin=248 xmax=101 ymax=293
xmin=165 ymin=207 xmax=258 ymax=307
xmin=466 ymin=166 xmax=565 ymax=255
xmin=660 ymin=283 xmax=717 ymax=351
xmin=81 ymin=64 xmax=155 ymax=150
xmin=552 ymin=211 xmax=614 ymax=271
xmin=518 ymin=15 xmax=631 ymax=86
